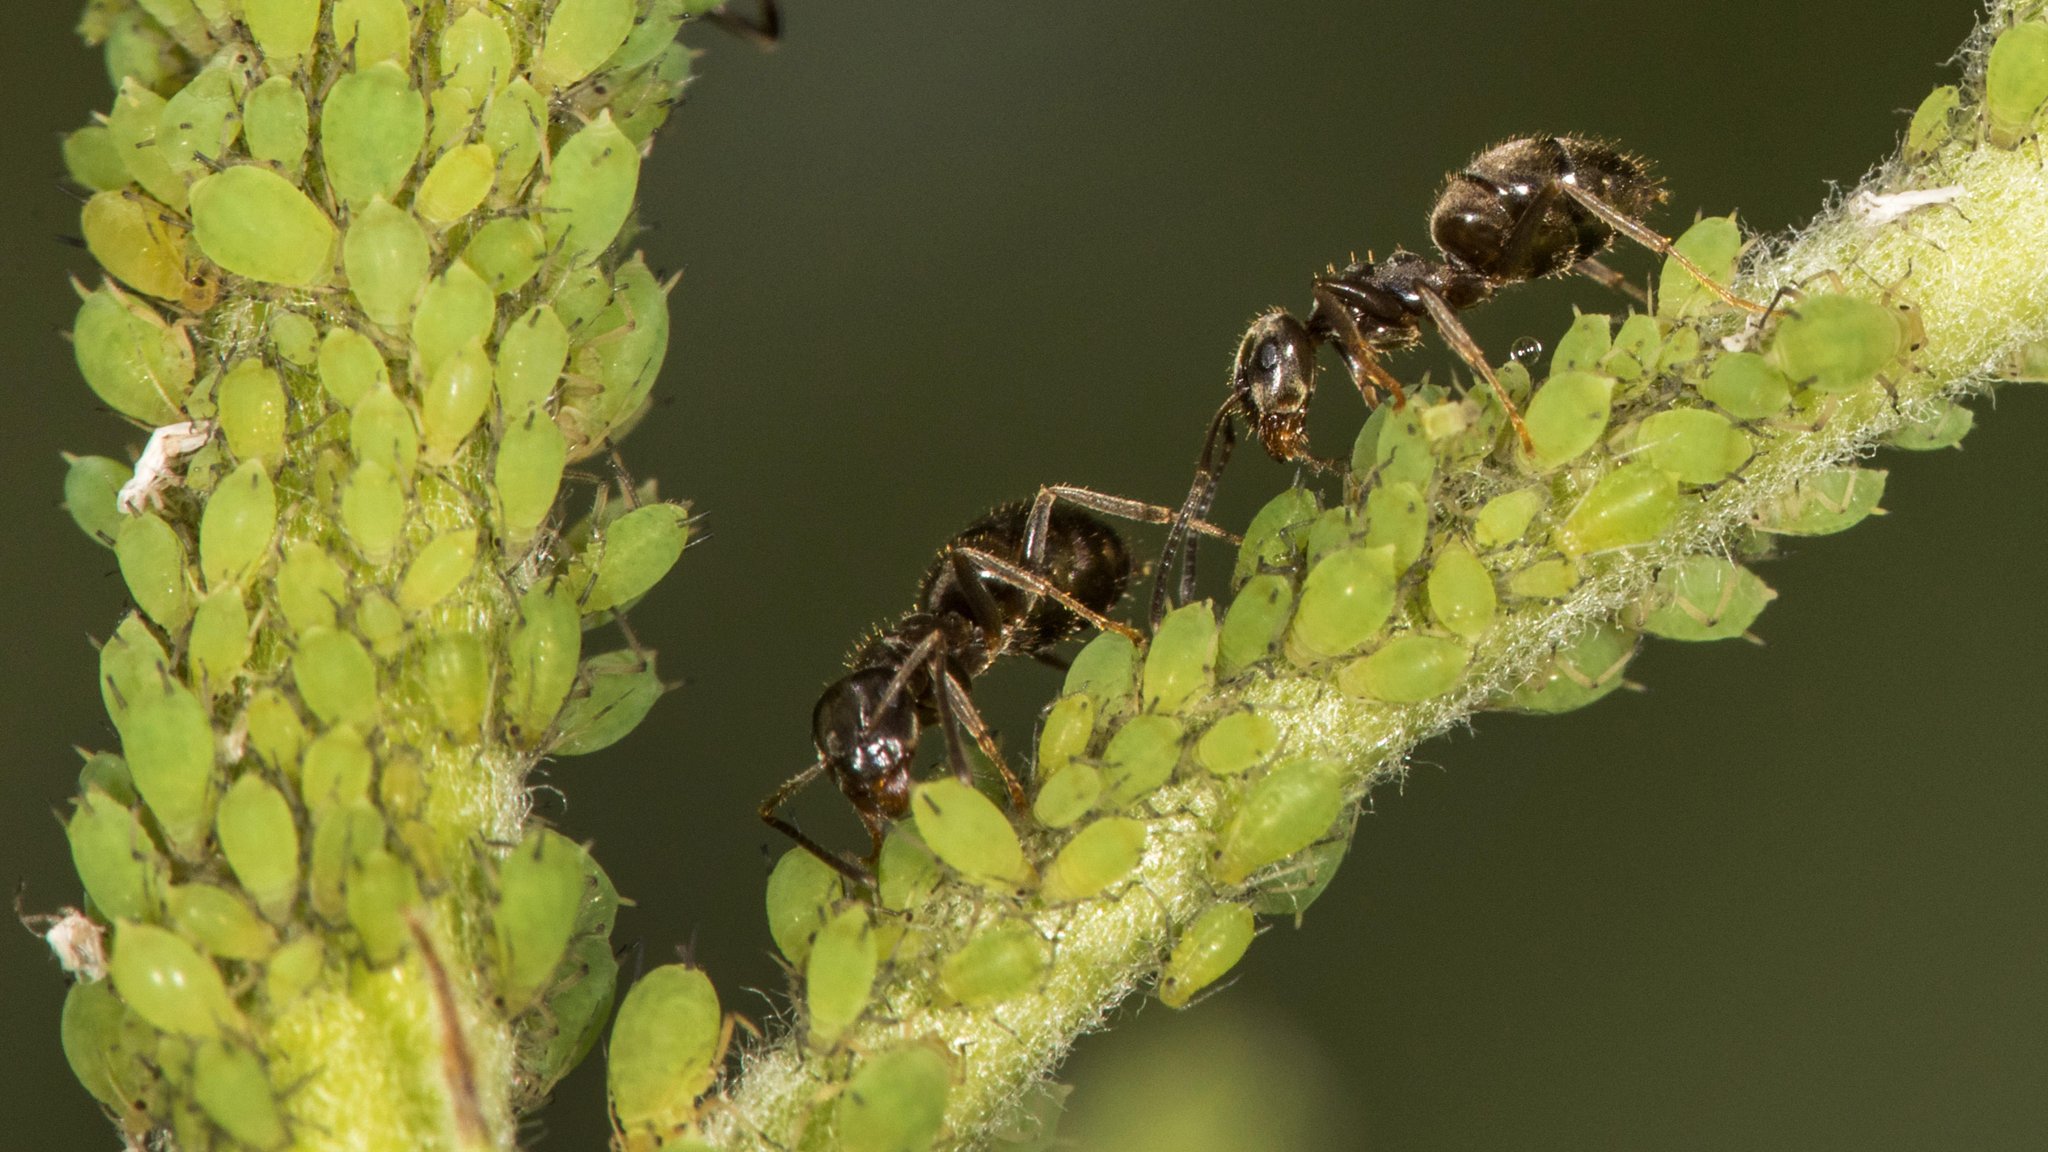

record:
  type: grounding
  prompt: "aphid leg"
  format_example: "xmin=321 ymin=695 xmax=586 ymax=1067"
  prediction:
xmin=953 ymin=546 xmax=1144 ymax=642
xmin=936 ymin=669 xmax=1029 ymax=810
xmin=1150 ymin=401 xmax=1237 ymax=629
xmin=1556 ymin=181 xmax=1768 ymax=314
xmin=1572 ymin=256 xmax=1649 ymax=306
xmin=759 ymin=762 xmax=873 ymax=885
xmin=701 ymin=0 xmax=781 ymax=47
xmin=1415 ymin=285 xmax=1536 ymax=451
xmin=1309 ymin=284 xmax=1408 ymax=408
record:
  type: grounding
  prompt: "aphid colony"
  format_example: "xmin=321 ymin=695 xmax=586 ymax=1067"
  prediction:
xmin=51 ymin=2 xmax=742 ymax=1150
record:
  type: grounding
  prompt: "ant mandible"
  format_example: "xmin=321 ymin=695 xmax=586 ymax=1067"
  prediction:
xmin=761 ymin=485 xmax=1237 ymax=884
xmin=1151 ymin=134 xmax=1765 ymax=623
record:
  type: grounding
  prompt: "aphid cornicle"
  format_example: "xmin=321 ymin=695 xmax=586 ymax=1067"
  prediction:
xmin=1154 ymin=134 xmax=1762 ymax=621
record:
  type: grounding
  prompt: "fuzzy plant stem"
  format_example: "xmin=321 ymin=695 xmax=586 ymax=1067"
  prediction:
xmin=696 ymin=7 xmax=2048 ymax=1150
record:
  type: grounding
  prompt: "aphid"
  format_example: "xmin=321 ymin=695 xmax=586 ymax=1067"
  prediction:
xmin=1604 ymin=313 xmax=1663 ymax=381
xmin=1035 ymin=693 xmax=1096 ymax=776
xmin=344 ymin=198 xmax=431 ymax=329
xmin=421 ymin=340 xmax=495 ymax=465
xmin=1232 ymin=488 xmax=1319 ymax=587
xmin=1062 ymin=630 xmax=1138 ymax=707
xmin=1507 ymin=557 xmax=1579 ymax=600
xmin=1194 ymin=710 xmax=1278 ymax=777
xmin=806 ymin=904 xmax=880 ymax=1049
xmin=83 ymin=190 xmax=191 ymax=302
xmin=766 ymin=847 xmax=843 ymax=966
xmin=122 ymin=682 xmax=217 ymax=858
xmin=1158 ymin=903 xmax=1256 ymax=1009
xmin=494 ymin=829 xmax=587 ymax=1013
xmin=340 ymin=461 xmax=407 ymax=561
xmin=608 ymin=963 xmax=725 ymax=1145
xmin=301 ymin=724 xmax=373 ymax=815
xmin=398 ymin=529 xmax=479 ymax=614
xmin=263 ymin=936 xmax=324 ymax=1008
xmin=535 ymin=0 xmax=637 ymax=90
xmin=1142 ymin=601 xmax=1217 ymax=715
xmin=292 ymin=626 xmax=380 ymax=728
xmin=940 ymin=920 xmax=1052 ymax=1005
xmin=1697 ymin=351 xmax=1792 ymax=420
xmin=167 ymin=883 xmax=277 ymax=961
xmin=1638 ymin=555 xmax=1776 ymax=643
xmin=550 ymin=649 xmax=666 ymax=755
xmin=117 ymin=419 xmax=215 ymax=515
xmin=242 ymin=689 xmax=308 ymax=776
xmin=441 ymin=9 xmax=514 ymax=94
xmin=411 ymin=262 xmax=497 ymax=378
xmin=308 ymin=803 xmax=385 ymax=922
xmin=762 ymin=487 xmax=1231 ymax=879
xmin=1099 ymin=714 xmax=1185 ymax=808
xmin=64 ymin=454 xmax=131 ymax=546
xmin=350 ymin=385 xmax=421 ymax=481
xmin=1040 ymin=817 xmax=1148 ymax=903
xmin=1031 ymin=763 xmax=1103 ymax=829
xmin=1628 ymin=408 xmax=1753 ymax=485
xmin=1337 ymin=634 xmax=1472 ymax=703
xmin=1252 ymin=837 xmax=1349 ymax=920
xmin=876 ymin=827 xmax=943 ymax=912
xmin=496 ymin=306 xmax=571 ymax=414
xmin=1657 ymin=215 xmax=1746 ymax=323
xmin=532 ymin=935 xmax=620 ymax=1096
xmin=1753 ymin=466 xmax=1887 ymax=536
xmin=215 ymin=773 xmax=299 ymax=923
xmin=1905 ymin=86 xmax=1963 ymax=162
xmin=188 ymin=589 xmax=251 ymax=693
xmin=1362 ymin=480 xmax=1429 ymax=570
xmin=1425 ymin=544 xmax=1497 ymax=641
xmin=1985 ymin=21 xmax=2048 ymax=149
xmin=463 ymin=218 xmax=548 ymax=294
xmin=541 ymin=111 xmax=640 ymax=264
xmin=482 ymin=81 xmax=548 ymax=196
xmin=193 ymin=1039 xmax=289 ymax=1150
xmin=67 ymin=788 xmax=164 ymax=923
xmin=198 ymin=460 xmax=277 ymax=589
xmin=835 ymin=1044 xmax=953 ymax=1152
xmin=1522 ymin=369 xmax=1616 ymax=470
xmin=318 ymin=327 xmax=389 ymax=410
xmin=190 ymin=166 xmax=336 ymax=287
xmin=567 ymin=502 xmax=692 ymax=614
xmin=107 ymin=920 xmax=240 ymax=1039
xmin=1212 ymin=757 xmax=1344 ymax=886
xmin=320 ymin=62 xmax=428 ymax=206
xmin=107 ymin=81 xmax=187 ymax=211
xmin=1766 ymin=294 xmax=1911 ymax=394
xmin=218 ymin=360 xmax=287 ymax=468
xmin=505 ymin=587 xmax=582 ymax=745
xmin=1215 ymin=573 xmax=1295 ymax=677
xmin=423 ymin=633 xmax=490 ymax=736
xmin=335 ymin=0 xmax=415 ymax=66
xmin=1887 ymin=400 xmax=1974 ymax=451
xmin=243 ymin=0 xmax=319 ymax=63
xmin=1501 ymin=623 xmax=1638 ymax=714
xmin=346 ymin=851 xmax=420 ymax=965
xmin=1555 ymin=461 xmax=1681 ymax=557
xmin=62 ymin=124 xmax=129 ymax=193
xmin=1283 ymin=545 xmax=1397 ymax=665
xmin=243 ymin=75 xmax=310 ymax=174
xmin=156 ymin=66 xmax=238 ymax=178
xmin=911 ymin=778 xmax=1033 ymax=891
xmin=75 ymin=283 xmax=196 ymax=428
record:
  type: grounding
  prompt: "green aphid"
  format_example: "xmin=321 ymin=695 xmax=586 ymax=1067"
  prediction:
xmin=193 ymin=1039 xmax=288 ymax=1150
xmin=1284 ymin=545 xmax=1397 ymax=664
xmin=482 ymin=81 xmax=548 ymax=195
xmin=1195 ymin=710 xmax=1278 ymax=777
xmin=878 ymin=828 xmax=942 ymax=913
xmin=766 ymin=847 xmax=843 ymax=965
xmin=168 ymin=883 xmax=277 ymax=961
xmin=345 ymin=850 xmax=420 ymax=965
xmin=562 ymin=257 xmax=672 ymax=453
xmin=109 ymin=920 xmax=239 ymax=1040
xmin=318 ymin=327 xmax=389 ymax=410
xmin=1302 ymin=505 xmax=1362 ymax=572
xmin=463 ymin=217 xmax=548 ymax=295
xmin=79 ymin=751 xmax=139 ymax=808
xmin=1657 ymin=215 xmax=1745 ymax=322
xmin=321 ymin=63 xmax=428 ymax=206
xmin=1886 ymin=400 xmax=1974 ymax=451
xmin=343 ymin=198 xmax=431 ymax=329
xmin=62 ymin=980 xmax=159 ymax=1130
xmin=423 ymin=632 xmax=491 ymax=736
xmin=1602 ymin=313 xmax=1662 ymax=382
xmin=1631 ymin=408 xmax=1753 ymax=485
xmin=506 ymin=587 xmax=583 ymax=745
xmin=376 ymin=751 xmax=427 ymax=817
xmin=541 ymin=111 xmax=640 ymax=263
xmin=1338 ymin=634 xmax=1472 ymax=704
xmin=268 ymin=312 xmax=320 ymax=369
xmin=1985 ymin=21 xmax=2048 ymax=148
xmin=1507 ymin=557 xmax=1579 ymax=600
xmin=190 ymin=166 xmax=335 ymax=287
xmin=1143 ymin=601 xmax=1217 ymax=715
xmin=366 ymin=590 xmax=417 ymax=660
xmin=309 ymin=803 xmax=385 ymax=922
xmin=1754 ymin=466 xmax=1887 ymax=536
xmin=911 ymin=778 xmax=1034 ymax=891
xmin=411 ymin=261 xmax=496 ymax=379
xmin=417 ymin=143 xmax=495 ymax=226
xmin=216 ymin=361 xmax=285 ymax=468
xmin=425 ymin=84 xmax=484 ymax=161
xmin=83 ymin=190 xmax=191 ymax=301
xmin=198 ymin=460 xmax=276 ymax=590
xmin=836 ymin=1044 xmax=952 ymax=1152
xmin=1062 ymin=631 xmax=1136 ymax=709
xmin=275 ymin=542 xmax=348 ymax=635
xmin=63 ymin=125 xmax=130 ymax=192
xmin=64 ymin=454 xmax=131 ymax=547
xmin=107 ymin=81 xmax=186 ymax=211
xmin=73 ymin=284 xmax=195 ymax=426
xmin=1472 ymin=487 xmax=1544 ymax=550
xmin=68 ymin=788 xmax=165 ymax=922
xmin=442 ymin=9 xmax=514 ymax=93
xmin=941 ymin=921 xmax=1051 ymax=1005
xmin=1906 ymin=85 xmax=1963 ymax=161
xmin=1698 ymin=351 xmax=1792 ymax=420
xmin=215 ymin=773 xmax=299 ymax=923
xmin=496 ymin=306 xmax=571 ymax=413
xmin=1551 ymin=312 xmax=1612 ymax=373
xmin=1041 ymin=816 xmax=1147 ymax=904
xmin=1022 ymin=747 xmax=1103 ymax=825
xmin=1556 ymin=461 xmax=1681 ymax=556
xmin=1234 ymin=488 xmax=1320 ymax=587
xmin=603 ymin=43 xmax=696 ymax=147
xmin=123 ymin=681 xmax=217 ymax=858
xmin=334 ymin=0 xmax=414 ymax=67
xmin=1366 ymin=403 xmax=1435 ymax=491
xmin=1100 ymin=713 xmax=1185 ymax=807
xmin=609 ymin=0 xmax=692 ymax=73
xmin=1768 ymin=294 xmax=1907 ymax=394
xmin=243 ymin=0 xmax=318 ymax=62
xmin=1212 ymin=757 xmax=1343 ymax=887
xmin=1036 ymin=693 xmax=1095 ymax=776
xmin=1364 ymin=481 xmax=1429 ymax=571
xmin=1159 ymin=903 xmax=1256 ymax=1009
xmin=537 ymin=0 xmax=637 ymax=90
xmin=806 ymin=904 xmax=880 ymax=1050
xmin=1522 ymin=369 xmax=1616 ymax=470
xmin=1656 ymin=326 xmax=1705 ymax=376
xmin=242 ymin=76 xmax=310 ymax=173
xmin=395 ymin=530 xmax=477 ymax=616
xmin=421 ymin=339 xmax=495 ymax=465
xmin=1426 ymin=544 xmax=1497 ymax=641
xmin=293 ymin=626 xmax=380 ymax=728
xmin=243 ymin=689 xmax=308 ymax=778
xmin=1502 ymin=623 xmax=1638 ymax=714
xmin=1251 ymin=837 xmax=1348 ymax=920
xmin=100 ymin=612 xmax=170 ymax=733
xmin=188 ymin=589 xmax=250 ymax=693
xmin=263 ymin=935 xmax=325 ymax=1008
xmin=495 ymin=828 xmax=588 ymax=1012
xmin=551 ymin=649 xmax=665 ymax=755
xmin=609 ymin=962 xmax=724 ymax=1141
xmin=532 ymin=934 xmax=620 ymax=1096
xmin=157 ymin=66 xmax=239 ymax=177
xmin=554 ymin=264 xmax=617 ymax=332
xmin=340 ymin=461 xmax=407 ymax=563
xmin=1216 ymin=572 xmax=1295 ymax=678
xmin=1640 ymin=555 xmax=1776 ymax=642
xmin=570 ymin=502 xmax=691 ymax=614
xmin=349 ymin=384 xmax=421 ymax=481
xmin=300 ymin=724 xmax=373 ymax=815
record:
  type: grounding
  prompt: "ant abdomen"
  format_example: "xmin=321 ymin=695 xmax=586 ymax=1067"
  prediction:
xmin=1431 ymin=135 xmax=1668 ymax=281
xmin=919 ymin=501 xmax=1132 ymax=658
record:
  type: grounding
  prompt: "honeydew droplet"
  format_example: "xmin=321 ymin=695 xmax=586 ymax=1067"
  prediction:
xmin=806 ymin=904 xmax=879 ymax=1050
xmin=321 ymin=62 xmax=428 ymax=207
xmin=609 ymin=964 xmax=723 ymax=1140
xmin=940 ymin=921 xmax=1051 ymax=1005
xmin=1216 ymin=573 xmax=1295 ymax=677
xmin=74 ymin=285 xmax=195 ymax=426
xmin=109 ymin=921 xmax=238 ymax=1040
xmin=1143 ymin=601 xmax=1217 ymax=714
xmin=1336 ymin=635 xmax=1472 ymax=703
xmin=83 ymin=191 xmax=190 ymax=301
xmin=1159 ymin=903 xmax=1255 ymax=1009
xmin=215 ymin=773 xmax=299 ymax=923
xmin=911 ymin=778 xmax=1033 ymax=891
xmin=1213 ymin=757 xmax=1343 ymax=887
xmin=191 ymin=166 xmax=335 ymax=286
xmin=1041 ymin=816 xmax=1147 ymax=904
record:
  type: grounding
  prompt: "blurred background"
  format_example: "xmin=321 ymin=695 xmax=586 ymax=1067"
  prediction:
xmin=7 ymin=2 xmax=2046 ymax=1149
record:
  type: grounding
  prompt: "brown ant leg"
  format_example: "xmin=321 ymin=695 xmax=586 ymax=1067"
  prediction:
xmin=701 ymin=0 xmax=780 ymax=47
xmin=936 ymin=669 xmax=1029 ymax=811
xmin=759 ymin=762 xmax=874 ymax=885
xmin=1415 ymin=284 xmax=1536 ymax=452
xmin=878 ymin=629 xmax=946 ymax=717
xmin=953 ymin=546 xmax=1145 ymax=642
xmin=1572 ymin=256 xmax=1649 ymax=307
xmin=1310 ymin=284 xmax=1407 ymax=408
xmin=1556 ymin=181 xmax=1767 ymax=314
xmin=1024 ymin=484 xmax=1241 ymax=564
xmin=1150 ymin=401 xmax=1237 ymax=629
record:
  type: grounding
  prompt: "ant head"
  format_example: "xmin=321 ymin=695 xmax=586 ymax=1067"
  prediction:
xmin=1233 ymin=309 xmax=1317 ymax=462
xmin=813 ymin=667 xmax=919 ymax=802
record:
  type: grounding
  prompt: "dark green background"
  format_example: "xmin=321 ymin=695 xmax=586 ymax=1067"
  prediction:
xmin=8 ymin=3 xmax=2044 ymax=1149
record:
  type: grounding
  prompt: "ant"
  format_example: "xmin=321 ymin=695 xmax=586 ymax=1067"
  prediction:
xmin=1151 ymin=134 xmax=1764 ymax=623
xmin=761 ymin=485 xmax=1236 ymax=884
xmin=701 ymin=0 xmax=781 ymax=48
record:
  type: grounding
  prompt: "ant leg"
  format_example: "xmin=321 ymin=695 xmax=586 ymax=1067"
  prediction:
xmin=1024 ymin=484 xmax=1240 ymax=567
xmin=1032 ymin=650 xmax=1073 ymax=674
xmin=1415 ymin=285 xmax=1536 ymax=452
xmin=945 ymin=547 xmax=1014 ymax=637
xmin=1555 ymin=181 xmax=1768 ymax=314
xmin=1150 ymin=401 xmax=1237 ymax=629
xmin=700 ymin=0 xmax=780 ymax=47
xmin=878 ymin=630 xmax=947 ymax=717
xmin=954 ymin=546 xmax=1144 ymax=642
xmin=936 ymin=668 xmax=1029 ymax=810
xmin=759 ymin=762 xmax=873 ymax=885
xmin=1310 ymin=283 xmax=1408 ymax=408
xmin=1572 ymin=256 xmax=1650 ymax=307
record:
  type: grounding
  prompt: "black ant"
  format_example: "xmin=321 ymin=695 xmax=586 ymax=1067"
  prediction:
xmin=761 ymin=486 xmax=1236 ymax=883
xmin=1151 ymin=134 xmax=1764 ymax=623
xmin=701 ymin=0 xmax=781 ymax=48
